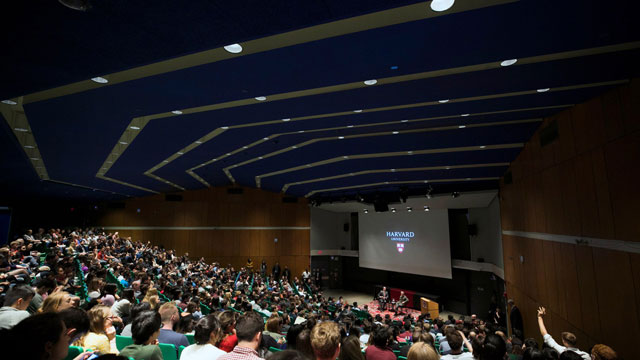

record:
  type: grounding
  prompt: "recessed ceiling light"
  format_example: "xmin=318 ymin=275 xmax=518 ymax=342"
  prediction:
xmin=347 ymin=125 xmax=354 ymax=128
xmin=466 ymin=178 xmax=471 ymax=180
xmin=459 ymin=125 xmax=466 ymax=128
xmin=391 ymin=208 xmax=396 ymax=213
xmin=282 ymin=118 xmax=291 ymax=122
xmin=258 ymin=157 xmax=263 ymax=160
xmin=353 ymin=109 xmax=363 ymax=113
xmin=390 ymin=169 xmax=396 ymax=172
xmin=119 ymin=141 xmax=128 ymax=145
xmin=292 ymin=146 xmax=297 ymax=149
xmin=461 ymin=114 xmax=470 ymax=117
xmin=400 ymin=119 xmax=409 ymax=123
xmin=445 ymin=167 xmax=451 ymax=170
xmin=177 ymin=152 xmax=184 ymax=155
xmin=212 ymin=158 xmax=217 ymax=161
xmin=2 ymin=99 xmax=17 ymax=105
xmin=430 ymin=0 xmax=455 ymax=12
xmin=30 ymin=158 xmax=40 ymax=161
xmin=343 ymin=156 xmax=349 ymax=159
xmin=243 ymin=146 xmax=248 ymax=149
xmin=263 ymin=137 xmax=269 ymax=140
xmin=480 ymin=145 xmax=486 ymax=149
xmin=364 ymin=209 xmax=369 ymax=213
xmin=130 ymin=126 xmax=141 ymax=130
xmin=338 ymin=136 xmax=345 ymax=139
xmin=226 ymin=153 xmax=231 ymax=156
xmin=390 ymin=66 xmax=398 ymax=70
xmin=163 ymin=160 xmax=169 ymax=163
xmin=537 ymin=88 xmax=550 ymax=93
xmin=385 ymin=182 xmax=390 ymax=185
xmin=171 ymin=110 xmax=183 ymax=115
xmin=424 ymin=180 xmax=429 ymax=183
xmin=255 ymin=96 xmax=267 ymax=101
xmin=221 ymin=126 xmax=229 ymax=129
xmin=298 ymin=130 xmax=305 ymax=133
xmin=14 ymin=128 xmax=28 ymax=132
xmin=500 ymin=59 xmax=518 ymax=67
xmin=392 ymin=131 xmax=399 ymax=134
xmin=306 ymin=164 xmax=311 ymax=167
xmin=407 ymin=151 xmax=413 ymax=154
xmin=91 ymin=76 xmax=108 ymax=83
xmin=438 ymin=99 xmax=450 ymax=103
xmin=24 ymin=145 xmax=35 ymax=149
xmin=223 ymin=43 xmax=243 ymax=53
xmin=364 ymin=79 xmax=377 ymax=85
xmin=195 ymin=141 xmax=203 ymax=144
xmin=424 ymin=206 xmax=430 ymax=212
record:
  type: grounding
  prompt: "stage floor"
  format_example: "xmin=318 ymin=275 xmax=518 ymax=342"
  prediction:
xmin=322 ymin=289 xmax=462 ymax=321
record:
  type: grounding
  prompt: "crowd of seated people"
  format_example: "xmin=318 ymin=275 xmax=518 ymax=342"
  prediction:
xmin=0 ymin=227 xmax=620 ymax=360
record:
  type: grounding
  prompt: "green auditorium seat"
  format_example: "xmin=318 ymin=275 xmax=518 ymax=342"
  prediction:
xmin=179 ymin=345 xmax=187 ymax=358
xmin=159 ymin=343 xmax=178 ymax=360
xmin=115 ymin=335 xmax=134 ymax=351
xmin=65 ymin=346 xmax=84 ymax=360
xmin=398 ymin=357 xmax=408 ymax=360
xmin=269 ymin=346 xmax=282 ymax=352
xmin=186 ymin=333 xmax=195 ymax=344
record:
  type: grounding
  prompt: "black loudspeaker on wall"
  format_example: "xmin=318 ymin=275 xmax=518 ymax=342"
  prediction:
xmin=343 ymin=223 xmax=349 ymax=232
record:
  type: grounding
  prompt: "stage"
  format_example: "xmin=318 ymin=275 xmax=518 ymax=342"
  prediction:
xmin=322 ymin=289 xmax=462 ymax=321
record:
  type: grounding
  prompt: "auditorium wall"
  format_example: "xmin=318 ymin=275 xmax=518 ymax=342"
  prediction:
xmin=310 ymin=207 xmax=352 ymax=250
xmin=500 ymin=79 xmax=640 ymax=359
xmin=98 ymin=186 xmax=311 ymax=278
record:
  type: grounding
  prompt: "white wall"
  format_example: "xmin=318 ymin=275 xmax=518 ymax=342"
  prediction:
xmin=468 ymin=195 xmax=504 ymax=269
xmin=310 ymin=207 xmax=351 ymax=250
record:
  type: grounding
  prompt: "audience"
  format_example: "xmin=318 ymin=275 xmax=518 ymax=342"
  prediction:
xmin=0 ymin=226 xmax=622 ymax=360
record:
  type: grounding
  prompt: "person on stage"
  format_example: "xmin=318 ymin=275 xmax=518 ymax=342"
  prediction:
xmin=395 ymin=291 xmax=409 ymax=314
xmin=377 ymin=287 xmax=389 ymax=311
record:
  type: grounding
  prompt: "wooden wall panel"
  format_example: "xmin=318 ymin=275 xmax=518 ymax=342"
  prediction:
xmin=500 ymin=79 xmax=640 ymax=360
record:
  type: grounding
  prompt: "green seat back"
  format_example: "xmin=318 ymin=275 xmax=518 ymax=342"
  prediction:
xmin=186 ymin=334 xmax=196 ymax=344
xmin=269 ymin=346 xmax=282 ymax=352
xmin=159 ymin=343 xmax=178 ymax=360
xmin=116 ymin=335 xmax=134 ymax=351
xmin=398 ymin=357 xmax=408 ymax=360
xmin=65 ymin=346 xmax=84 ymax=360
xmin=179 ymin=345 xmax=187 ymax=359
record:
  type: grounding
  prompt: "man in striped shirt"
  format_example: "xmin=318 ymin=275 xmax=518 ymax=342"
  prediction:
xmin=218 ymin=312 xmax=265 ymax=360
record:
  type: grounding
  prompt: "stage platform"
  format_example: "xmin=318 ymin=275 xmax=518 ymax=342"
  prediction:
xmin=322 ymin=289 xmax=462 ymax=321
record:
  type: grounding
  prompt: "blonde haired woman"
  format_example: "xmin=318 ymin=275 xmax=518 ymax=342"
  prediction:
xmin=142 ymin=288 xmax=160 ymax=309
xmin=81 ymin=305 xmax=120 ymax=354
xmin=407 ymin=342 xmax=440 ymax=360
xmin=40 ymin=291 xmax=74 ymax=313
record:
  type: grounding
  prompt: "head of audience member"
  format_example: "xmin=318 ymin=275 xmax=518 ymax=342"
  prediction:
xmin=286 ymin=323 xmax=305 ymax=349
xmin=10 ymin=312 xmax=69 ymax=360
xmin=311 ymin=321 xmax=341 ymax=360
xmin=407 ymin=342 xmax=439 ymax=360
xmin=479 ymin=333 xmax=507 ymax=360
xmin=41 ymin=291 xmax=74 ymax=313
xmin=158 ymin=302 xmax=179 ymax=329
xmin=235 ymin=312 xmax=264 ymax=350
xmin=560 ymin=332 xmax=577 ymax=348
xmin=59 ymin=307 xmax=90 ymax=344
xmin=132 ymin=310 xmax=162 ymax=345
xmin=372 ymin=326 xmax=391 ymax=348
xmin=590 ymin=344 xmax=617 ymax=360
xmin=523 ymin=338 xmax=539 ymax=351
xmin=339 ymin=335 xmax=364 ymax=360
xmin=296 ymin=328 xmax=315 ymax=359
xmin=541 ymin=348 xmax=559 ymax=360
xmin=414 ymin=331 xmax=435 ymax=348
xmin=446 ymin=331 xmax=464 ymax=354
xmin=269 ymin=350 xmax=308 ymax=360
xmin=86 ymin=305 xmax=115 ymax=335
xmin=193 ymin=314 xmax=222 ymax=346
xmin=559 ymin=351 xmax=583 ymax=360
xmin=2 ymin=284 xmax=34 ymax=310
xmin=523 ymin=348 xmax=543 ymax=360
xmin=266 ymin=316 xmax=283 ymax=333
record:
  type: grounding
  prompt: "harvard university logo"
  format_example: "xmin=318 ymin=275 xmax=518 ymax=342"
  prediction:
xmin=397 ymin=243 xmax=405 ymax=253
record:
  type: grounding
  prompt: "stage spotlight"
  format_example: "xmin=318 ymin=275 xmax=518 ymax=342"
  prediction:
xmin=364 ymin=209 xmax=369 ymax=214
xmin=407 ymin=207 xmax=412 ymax=212
xmin=424 ymin=206 xmax=430 ymax=212
xmin=426 ymin=186 xmax=434 ymax=199
xmin=391 ymin=208 xmax=396 ymax=213
xmin=356 ymin=194 xmax=365 ymax=202
xmin=451 ymin=192 xmax=460 ymax=198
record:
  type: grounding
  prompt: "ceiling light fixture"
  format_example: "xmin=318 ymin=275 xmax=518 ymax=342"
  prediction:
xmin=30 ymin=157 xmax=40 ymax=161
xmin=221 ymin=126 xmax=229 ymax=130
xmin=171 ymin=110 xmax=183 ymax=115
xmin=438 ymin=99 xmax=450 ymax=103
xmin=392 ymin=131 xmax=399 ymax=134
xmin=452 ymin=191 xmax=460 ymax=198
xmin=400 ymin=119 xmax=409 ymax=122
xmin=480 ymin=145 xmax=486 ymax=149
xmin=391 ymin=208 xmax=396 ymax=212
xmin=459 ymin=125 xmax=466 ymax=128
xmin=14 ymin=128 xmax=28 ymax=132
xmin=255 ymin=96 xmax=267 ymax=101
xmin=24 ymin=145 xmax=35 ymax=149
xmin=364 ymin=209 xmax=369 ymax=214
xmin=292 ymin=146 xmax=297 ymax=149
xmin=258 ymin=157 xmax=263 ymax=160
xmin=2 ymin=99 xmax=17 ymax=105
xmin=119 ymin=141 xmax=128 ymax=145
xmin=430 ymin=0 xmax=455 ymax=12
xmin=424 ymin=206 xmax=430 ymax=212
xmin=91 ymin=76 xmax=108 ymax=84
xmin=298 ymin=130 xmax=305 ymax=133
xmin=163 ymin=160 xmax=169 ymax=163
xmin=390 ymin=169 xmax=396 ymax=172
xmin=177 ymin=152 xmax=184 ymax=155
xmin=226 ymin=153 xmax=231 ymax=156
xmin=500 ymin=59 xmax=518 ymax=67
xmin=282 ymin=118 xmax=291 ymax=122
xmin=263 ymin=137 xmax=269 ymax=140
xmin=537 ymin=88 xmax=550 ymax=93
xmin=223 ymin=43 xmax=243 ymax=53
xmin=353 ymin=109 xmax=363 ymax=113
xmin=343 ymin=156 xmax=349 ymax=159
xmin=407 ymin=207 xmax=412 ymax=212
xmin=338 ymin=136 xmax=345 ymax=139
xmin=364 ymin=79 xmax=378 ymax=85
xmin=461 ymin=113 xmax=470 ymax=117
xmin=195 ymin=141 xmax=203 ymax=144
xmin=243 ymin=146 xmax=248 ymax=149
xmin=347 ymin=125 xmax=354 ymax=128
xmin=407 ymin=151 xmax=413 ymax=154
xmin=130 ymin=126 xmax=140 ymax=130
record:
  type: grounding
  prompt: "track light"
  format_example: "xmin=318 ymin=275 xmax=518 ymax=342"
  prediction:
xmin=364 ymin=209 xmax=369 ymax=214
xmin=426 ymin=186 xmax=434 ymax=199
xmin=391 ymin=208 xmax=396 ymax=213
xmin=407 ymin=207 xmax=412 ymax=212
xmin=451 ymin=192 xmax=460 ymax=198
xmin=424 ymin=206 xmax=430 ymax=212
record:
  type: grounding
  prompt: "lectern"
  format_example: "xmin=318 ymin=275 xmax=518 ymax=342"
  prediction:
xmin=420 ymin=297 xmax=439 ymax=319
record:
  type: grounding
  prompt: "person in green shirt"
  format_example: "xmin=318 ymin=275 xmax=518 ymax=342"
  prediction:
xmin=120 ymin=310 xmax=164 ymax=360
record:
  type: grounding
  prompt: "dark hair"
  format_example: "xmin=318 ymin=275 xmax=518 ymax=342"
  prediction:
xmin=523 ymin=348 xmax=544 ymax=360
xmin=268 ymin=349 xmax=308 ymax=360
xmin=446 ymin=331 xmax=463 ymax=351
xmin=131 ymin=310 xmax=161 ymax=345
xmin=372 ymin=326 xmax=389 ymax=348
xmin=194 ymin=314 xmax=222 ymax=345
xmin=479 ymin=334 xmax=507 ymax=360
xmin=235 ymin=312 xmax=264 ymax=342
xmin=339 ymin=335 xmax=365 ymax=360
xmin=36 ymin=278 xmax=56 ymax=291
xmin=59 ymin=307 xmax=90 ymax=337
xmin=524 ymin=338 xmax=539 ymax=350
xmin=4 ymin=284 xmax=35 ymax=307
xmin=286 ymin=323 xmax=305 ymax=349
xmin=559 ymin=351 xmax=582 ymax=360
xmin=10 ymin=312 xmax=65 ymax=359
xmin=542 ymin=347 xmax=559 ymax=360
xmin=122 ymin=289 xmax=135 ymax=302
xmin=296 ymin=329 xmax=315 ymax=359
xmin=219 ymin=311 xmax=236 ymax=332
xmin=129 ymin=302 xmax=152 ymax=322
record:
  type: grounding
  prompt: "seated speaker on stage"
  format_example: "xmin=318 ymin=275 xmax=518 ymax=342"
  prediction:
xmin=377 ymin=286 xmax=389 ymax=310
xmin=394 ymin=291 xmax=409 ymax=314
